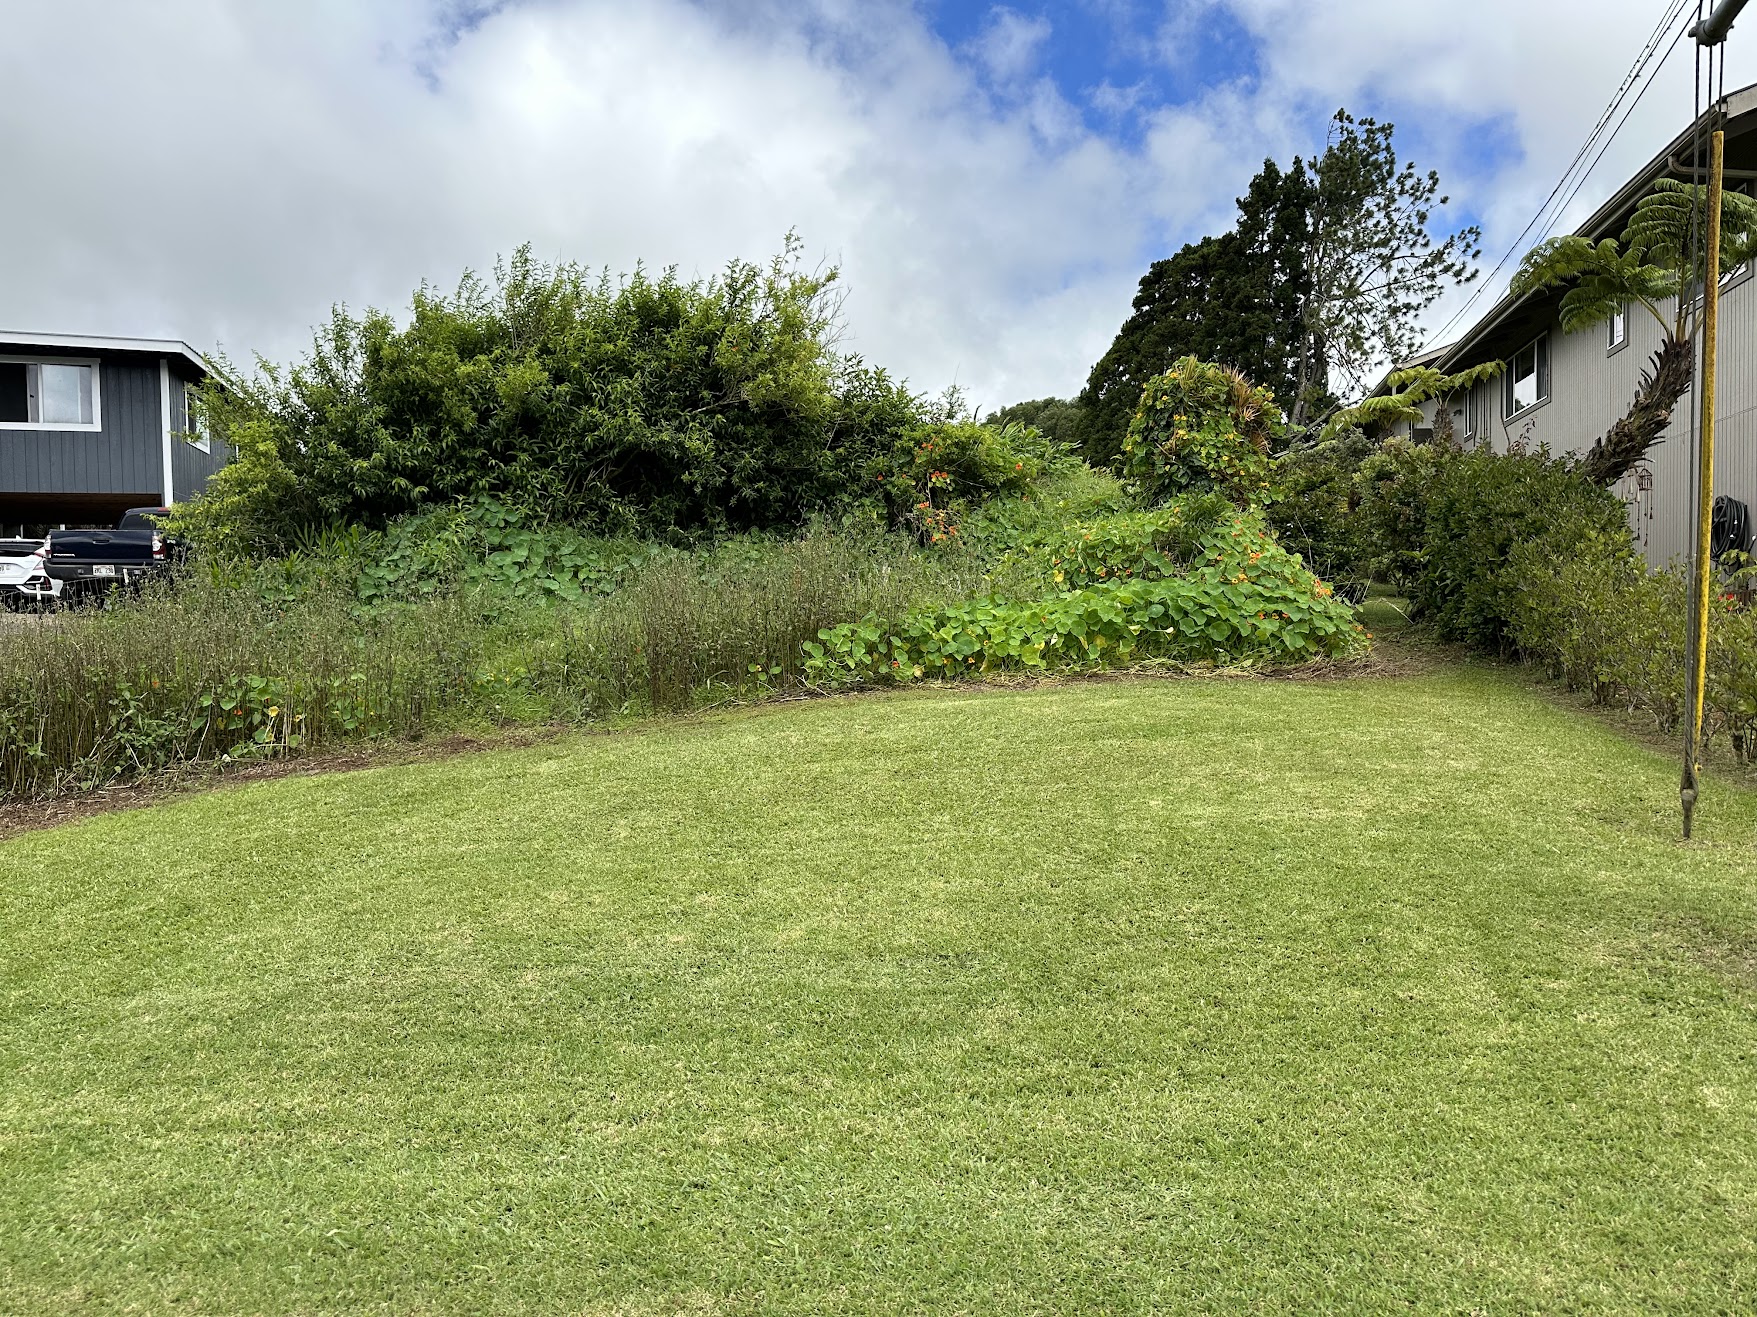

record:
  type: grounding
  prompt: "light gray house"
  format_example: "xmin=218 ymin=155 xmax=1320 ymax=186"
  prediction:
xmin=1387 ymin=82 xmax=1757 ymax=568
xmin=0 ymin=332 xmax=229 ymax=536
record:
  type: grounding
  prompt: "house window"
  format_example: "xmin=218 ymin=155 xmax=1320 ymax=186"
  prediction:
xmin=0 ymin=359 xmax=99 ymax=428
xmin=1504 ymin=335 xmax=1549 ymax=419
xmin=1608 ymin=306 xmax=1627 ymax=352
xmin=1464 ymin=384 xmax=1488 ymax=445
xmin=182 ymin=384 xmax=210 ymax=453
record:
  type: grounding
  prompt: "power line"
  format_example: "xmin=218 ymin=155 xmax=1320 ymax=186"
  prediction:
xmin=1422 ymin=0 xmax=1697 ymax=350
xmin=1540 ymin=20 xmax=1693 ymax=250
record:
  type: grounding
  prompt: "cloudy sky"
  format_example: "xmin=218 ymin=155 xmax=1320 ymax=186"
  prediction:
xmin=2 ymin=0 xmax=1750 ymax=408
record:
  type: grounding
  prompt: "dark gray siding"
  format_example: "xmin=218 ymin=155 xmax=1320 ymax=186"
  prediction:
xmin=0 ymin=351 xmax=163 ymax=497
xmin=167 ymin=359 xmax=230 ymax=502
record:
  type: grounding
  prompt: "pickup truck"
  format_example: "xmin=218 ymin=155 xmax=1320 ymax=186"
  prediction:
xmin=43 ymin=507 xmax=177 ymax=599
xmin=0 ymin=538 xmax=60 ymax=609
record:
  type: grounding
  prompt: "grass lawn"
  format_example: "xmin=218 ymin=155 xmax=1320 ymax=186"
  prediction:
xmin=3 ymin=666 xmax=1757 ymax=1312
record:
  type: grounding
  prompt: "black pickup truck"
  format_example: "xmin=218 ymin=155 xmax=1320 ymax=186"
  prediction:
xmin=43 ymin=507 xmax=178 ymax=598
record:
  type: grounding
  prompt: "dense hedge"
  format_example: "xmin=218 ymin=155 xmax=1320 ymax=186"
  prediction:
xmin=1412 ymin=446 xmax=1631 ymax=647
xmin=1507 ymin=540 xmax=1757 ymax=761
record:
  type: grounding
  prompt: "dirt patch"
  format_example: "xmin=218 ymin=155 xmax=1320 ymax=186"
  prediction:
xmin=1650 ymin=916 xmax=1757 ymax=994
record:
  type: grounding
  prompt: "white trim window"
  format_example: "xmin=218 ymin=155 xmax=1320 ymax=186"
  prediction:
xmin=0 ymin=357 xmax=101 ymax=430
xmin=1503 ymin=334 xmax=1549 ymax=419
xmin=1608 ymin=305 xmax=1627 ymax=352
xmin=182 ymin=383 xmax=210 ymax=453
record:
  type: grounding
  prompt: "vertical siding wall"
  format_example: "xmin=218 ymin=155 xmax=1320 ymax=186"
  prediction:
xmin=0 ymin=354 xmax=163 ymax=496
xmin=166 ymin=359 xmax=230 ymax=502
xmin=1432 ymin=277 xmax=1757 ymax=570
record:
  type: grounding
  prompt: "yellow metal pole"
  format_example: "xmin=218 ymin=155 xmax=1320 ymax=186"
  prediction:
xmin=1683 ymin=128 xmax=1725 ymax=839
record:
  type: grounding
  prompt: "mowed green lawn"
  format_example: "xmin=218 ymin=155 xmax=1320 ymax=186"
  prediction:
xmin=4 ymin=670 xmax=1757 ymax=1313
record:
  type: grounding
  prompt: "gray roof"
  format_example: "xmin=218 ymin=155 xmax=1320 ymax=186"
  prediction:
xmin=0 ymin=331 xmax=212 ymax=378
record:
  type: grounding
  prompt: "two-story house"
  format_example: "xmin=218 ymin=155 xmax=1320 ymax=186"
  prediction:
xmin=0 ymin=332 xmax=230 ymax=537
xmin=1383 ymin=82 xmax=1757 ymax=567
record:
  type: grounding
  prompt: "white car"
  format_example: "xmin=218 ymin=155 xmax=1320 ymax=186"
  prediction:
xmin=0 ymin=539 xmax=61 ymax=609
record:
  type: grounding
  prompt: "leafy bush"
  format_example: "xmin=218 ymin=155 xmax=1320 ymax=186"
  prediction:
xmin=1119 ymin=357 xmax=1282 ymax=508
xmin=1412 ymin=446 xmax=1629 ymax=647
xmin=871 ymin=419 xmax=1051 ymax=545
xmin=1502 ymin=541 xmax=1757 ymax=758
xmin=986 ymin=496 xmax=1232 ymax=595
xmin=1266 ymin=428 xmax=1374 ymax=588
xmin=1351 ymin=438 xmax=1440 ymax=591
xmin=806 ymin=510 xmax=1365 ymax=682
xmin=354 ymin=498 xmax=654 ymax=605
xmin=173 ymin=239 xmax=928 ymax=551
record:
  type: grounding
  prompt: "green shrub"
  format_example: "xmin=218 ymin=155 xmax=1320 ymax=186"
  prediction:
xmin=1266 ymin=428 xmax=1374 ymax=587
xmin=172 ymin=239 xmax=926 ymax=551
xmin=1352 ymin=438 xmax=1440 ymax=590
xmin=1119 ymin=357 xmax=1282 ymax=508
xmin=356 ymin=498 xmax=655 ymax=605
xmin=806 ymin=510 xmax=1365 ymax=682
xmin=987 ymin=496 xmax=1232 ymax=597
xmin=871 ymin=419 xmax=1050 ymax=545
xmin=1411 ymin=446 xmax=1629 ymax=647
xmin=1501 ymin=541 xmax=1757 ymax=750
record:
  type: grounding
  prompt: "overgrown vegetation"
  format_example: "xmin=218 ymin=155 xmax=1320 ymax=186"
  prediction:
xmin=1509 ymin=538 xmax=1757 ymax=761
xmin=0 ymin=524 xmax=955 ymax=799
xmin=1065 ymin=108 xmax=1480 ymax=460
xmin=1119 ymin=356 xmax=1281 ymax=508
xmin=3 ymin=220 xmax=1381 ymax=804
xmin=176 ymin=237 xmax=924 ymax=549
xmin=809 ymin=503 xmax=1365 ymax=683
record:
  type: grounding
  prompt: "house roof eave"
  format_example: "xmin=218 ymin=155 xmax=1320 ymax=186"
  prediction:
xmin=0 ymin=331 xmax=215 ymax=380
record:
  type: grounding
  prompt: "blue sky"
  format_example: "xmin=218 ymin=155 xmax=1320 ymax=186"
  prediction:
xmin=927 ymin=0 xmax=1264 ymax=137
xmin=1 ymin=0 xmax=1750 ymax=404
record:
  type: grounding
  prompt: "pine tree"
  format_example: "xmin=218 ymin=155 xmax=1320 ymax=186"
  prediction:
xmin=1074 ymin=160 xmax=1313 ymax=467
xmin=1291 ymin=111 xmax=1481 ymax=425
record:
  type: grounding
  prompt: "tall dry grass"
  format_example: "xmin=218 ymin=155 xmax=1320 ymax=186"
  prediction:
xmin=0 ymin=526 xmax=954 ymax=799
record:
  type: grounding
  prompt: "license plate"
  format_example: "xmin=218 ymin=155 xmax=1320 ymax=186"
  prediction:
xmin=91 ymin=564 xmax=117 ymax=578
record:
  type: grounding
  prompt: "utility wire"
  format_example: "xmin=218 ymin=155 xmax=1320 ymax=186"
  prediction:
xmin=1539 ymin=20 xmax=1693 ymax=250
xmin=1422 ymin=0 xmax=1697 ymax=350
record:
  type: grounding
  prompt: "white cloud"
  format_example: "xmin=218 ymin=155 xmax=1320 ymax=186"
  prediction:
xmin=1211 ymin=0 xmax=1757 ymax=347
xmin=968 ymin=7 xmax=1054 ymax=85
xmin=0 ymin=0 xmax=1748 ymax=412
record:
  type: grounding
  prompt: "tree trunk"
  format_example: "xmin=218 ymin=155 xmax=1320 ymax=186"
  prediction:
xmin=1576 ymin=336 xmax=1693 ymax=487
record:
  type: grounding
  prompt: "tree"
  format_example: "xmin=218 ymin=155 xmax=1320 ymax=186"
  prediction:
xmin=1511 ymin=179 xmax=1757 ymax=486
xmin=987 ymin=396 xmax=1087 ymax=450
xmin=1079 ymin=114 xmax=1479 ymax=458
xmin=1076 ymin=159 xmax=1313 ymax=467
xmin=1291 ymin=111 xmax=1482 ymax=425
